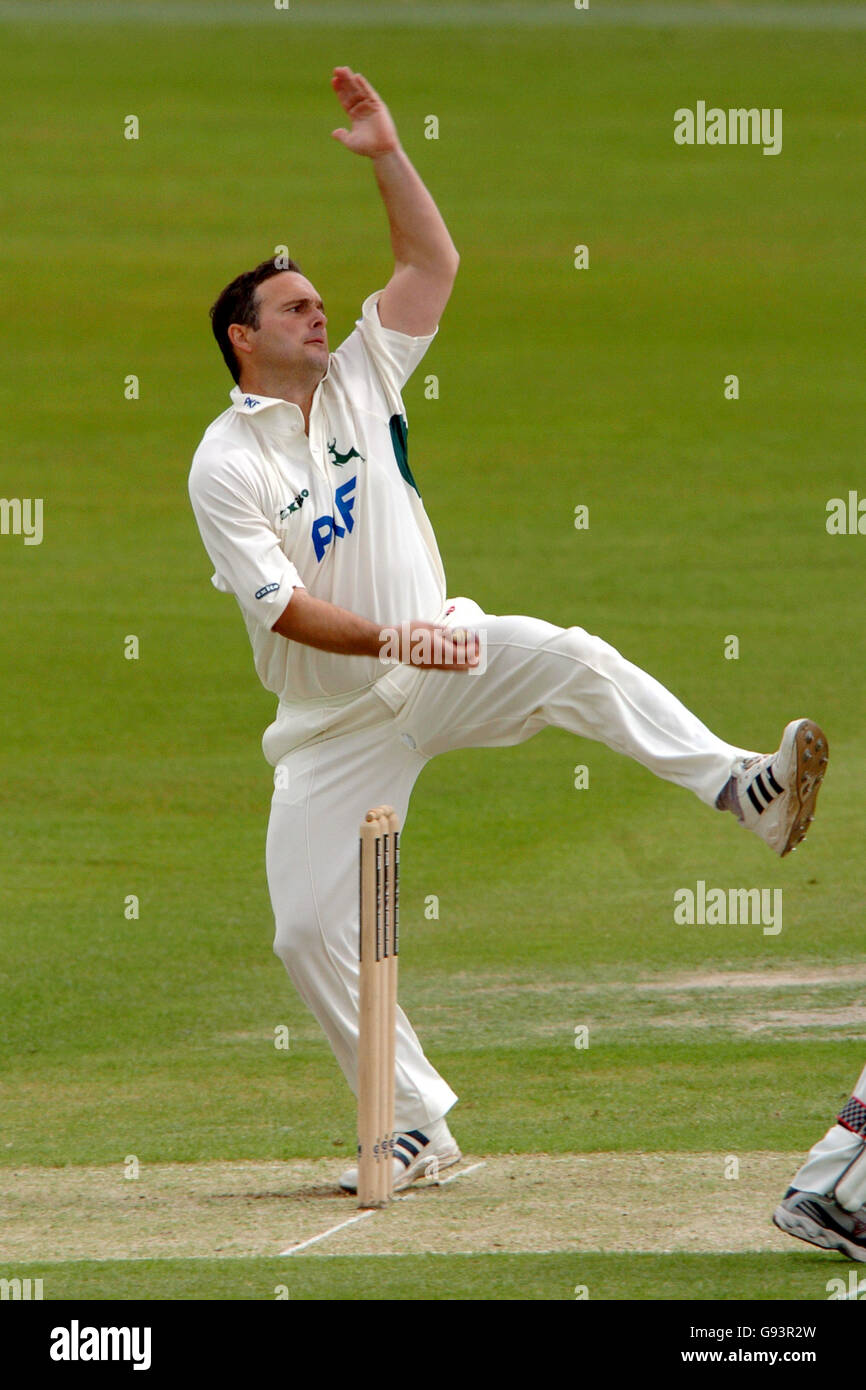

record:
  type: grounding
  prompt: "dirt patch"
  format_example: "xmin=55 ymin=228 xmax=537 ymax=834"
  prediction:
xmin=737 ymin=1007 xmax=866 ymax=1034
xmin=0 ymin=1153 xmax=803 ymax=1261
xmin=447 ymin=965 xmax=866 ymax=997
xmin=635 ymin=965 xmax=866 ymax=993
xmin=634 ymin=1006 xmax=866 ymax=1037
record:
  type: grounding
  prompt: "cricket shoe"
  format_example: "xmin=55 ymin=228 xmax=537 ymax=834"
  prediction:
xmin=339 ymin=1117 xmax=461 ymax=1194
xmin=772 ymin=1188 xmax=866 ymax=1262
xmin=717 ymin=718 xmax=828 ymax=856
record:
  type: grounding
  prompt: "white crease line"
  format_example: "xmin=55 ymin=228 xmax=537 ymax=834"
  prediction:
xmin=279 ymin=1161 xmax=487 ymax=1257
xmin=280 ymin=1208 xmax=377 ymax=1257
xmin=436 ymin=1160 xmax=487 ymax=1187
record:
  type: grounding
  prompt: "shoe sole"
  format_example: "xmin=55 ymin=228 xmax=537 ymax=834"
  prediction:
xmin=779 ymin=719 xmax=829 ymax=857
xmin=772 ymin=1204 xmax=866 ymax=1262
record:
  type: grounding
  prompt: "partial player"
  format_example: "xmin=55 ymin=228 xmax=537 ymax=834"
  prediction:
xmin=774 ymin=1064 xmax=866 ymax=1261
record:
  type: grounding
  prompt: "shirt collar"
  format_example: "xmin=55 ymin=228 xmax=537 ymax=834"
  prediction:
xmin=229 ymin=386 xmax=300 ymax=422
xmin=230 ymin=362 xmax=331 ymax=425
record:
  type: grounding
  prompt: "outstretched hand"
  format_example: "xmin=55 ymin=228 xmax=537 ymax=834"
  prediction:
xmin=331 ymin=66 xmax=400 ymax=157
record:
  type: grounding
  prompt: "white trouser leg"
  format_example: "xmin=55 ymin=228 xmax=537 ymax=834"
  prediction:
xmin=399 ymin=606 xmax=752 ymax=804
xmin=789 ymin=1128 xmax=864 ymax=1197
xmin=266 ymin=717 xmax=457 ymax=1133
xmin=790 ymin=1065 xmax=866 ymax=1197
xmin=264 ymin=600 xmax=755 ymax=1140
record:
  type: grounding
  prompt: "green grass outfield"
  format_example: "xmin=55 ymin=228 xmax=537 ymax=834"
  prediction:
xmin=1 ymin=0 xmax=864 ymax=1301
xmin=0 ymin=1253 xmax=849 ymax=1301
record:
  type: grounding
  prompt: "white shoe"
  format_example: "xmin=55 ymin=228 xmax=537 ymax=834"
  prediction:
xmin=339 ymin=1117 xmax=462 ymax=1194
xmin=719 ymin=718 xmax=828 ymax=857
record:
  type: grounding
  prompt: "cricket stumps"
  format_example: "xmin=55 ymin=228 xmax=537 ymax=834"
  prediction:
xmin=357 ymin=805 xmax=399 ymax=1209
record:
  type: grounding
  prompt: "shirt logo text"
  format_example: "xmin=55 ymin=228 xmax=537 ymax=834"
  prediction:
xmin=279 ymin=489 xmax=309 ymax=520
xmin=312 ymin=477 xmax=357 ymax=562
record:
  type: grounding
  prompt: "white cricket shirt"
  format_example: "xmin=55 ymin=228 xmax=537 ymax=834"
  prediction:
xmin=189 ymin=292 xmax=447 ymax=711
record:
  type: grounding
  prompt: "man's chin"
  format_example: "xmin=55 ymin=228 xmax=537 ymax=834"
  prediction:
xmin=307 ymin=347 xmax=330 ymax=373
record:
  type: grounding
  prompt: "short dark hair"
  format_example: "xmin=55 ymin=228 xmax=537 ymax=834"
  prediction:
xmin=210 ymin=256 xmax=304 ymax=384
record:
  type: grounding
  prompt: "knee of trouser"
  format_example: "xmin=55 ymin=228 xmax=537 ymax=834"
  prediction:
xmin=272 ymin=911 xmax=321 ymax=969
xmin=504 ymin=614 xmax=603 ymax=659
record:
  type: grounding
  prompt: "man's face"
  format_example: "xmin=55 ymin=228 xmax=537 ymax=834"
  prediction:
xmin=236 ymin=271 xmax=329 ymax=381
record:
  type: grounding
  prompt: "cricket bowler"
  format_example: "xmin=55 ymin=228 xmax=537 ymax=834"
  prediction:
xmin=188 ymin=68 xmax=830 ymax=1206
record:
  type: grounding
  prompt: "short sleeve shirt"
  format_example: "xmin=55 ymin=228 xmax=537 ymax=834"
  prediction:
xmin=188 ymin=292 xmax=447 ymax=704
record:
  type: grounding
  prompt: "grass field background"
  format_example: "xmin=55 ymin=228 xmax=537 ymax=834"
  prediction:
xmin=0 ymin=0 xmax=864 ymax=1301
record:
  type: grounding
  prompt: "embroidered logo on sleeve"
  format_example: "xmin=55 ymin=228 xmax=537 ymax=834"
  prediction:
xmin=255 ymin=582 xmax=281 ymax=599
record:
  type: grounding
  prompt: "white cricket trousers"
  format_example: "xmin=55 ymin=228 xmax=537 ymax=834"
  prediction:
xmin=265 ymin=598 xmax=751 ymax=1132
xmin=789 ymin=1064 xmax=866 ymax=1196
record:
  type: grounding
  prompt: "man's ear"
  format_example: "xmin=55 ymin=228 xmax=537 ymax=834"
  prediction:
xmin=228 ymin=322 xmax=253 ymax=358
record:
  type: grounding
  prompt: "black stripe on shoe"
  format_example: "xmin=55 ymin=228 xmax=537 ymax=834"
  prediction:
xmin=747 ymin=783 xmax=767 ymax=814
xmin=391 ymin=1129 xmax=430 ymax=1169
xmin=755 ymin=772 xmax=779 ymax=806
xmin=747 ymin=767 xmax=783 ymax=814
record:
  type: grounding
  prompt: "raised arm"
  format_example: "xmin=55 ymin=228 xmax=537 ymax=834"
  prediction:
xmin=331 ymin=66 xmax=459 ymax=336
